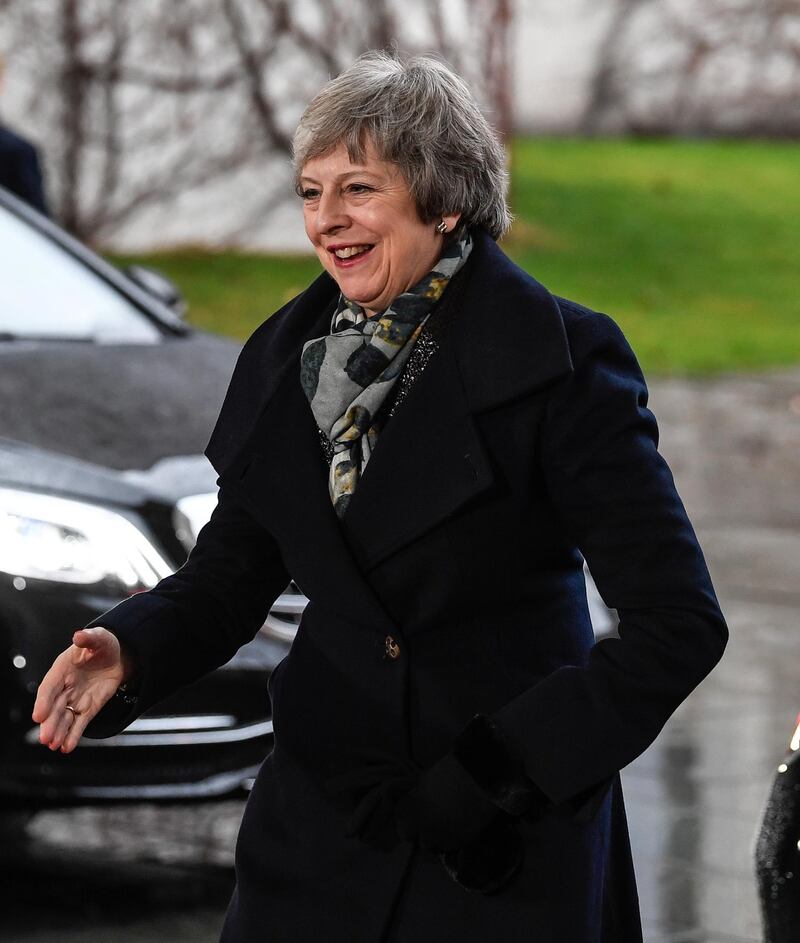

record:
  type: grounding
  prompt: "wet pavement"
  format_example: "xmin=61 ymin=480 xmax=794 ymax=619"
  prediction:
xmin=1 ymin=804 xmax=241 ymax=942
xmin=626 ymin=369 xmax=800 ymax=943
xmin=3 ymin=369 xmax=800 ymax=942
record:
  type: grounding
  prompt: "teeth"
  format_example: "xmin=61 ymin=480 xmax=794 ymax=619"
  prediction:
xmin=334 ymin=245 xmax=370 ymax=259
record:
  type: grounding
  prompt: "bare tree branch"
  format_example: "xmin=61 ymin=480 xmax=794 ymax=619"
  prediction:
xmin=104 ymin=66 xmax=245 ymax=94
xmin=58 ymin=0 xmax=89 ymax=234
xmin=87 ymin=143 xmax=265 ymax=238
xmin=220 ymin=0 xmax=292 ymax=152
xmin=93 ymin=5 xmax=126 ymax=231
xmin=483 ymin=0 xmax=515 ymax=139
xmin=583 ymin=0 xmax=800 ymax=136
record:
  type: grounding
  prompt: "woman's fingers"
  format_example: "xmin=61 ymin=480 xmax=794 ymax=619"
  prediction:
xmin=32 ymin=648 xmax=73 ymax=727
xmin=42 ymin=685 xmax=98 ymax=753
xmin=37 ymin=674 xmax=108 ymax=752
xmin=60 ymin=690 xmax=103 ymax=754
xmin=41 ymin=684 xmax=76 ymax=751
xmin=60 ymin=676 xmax=120 ymax=753
xmin=32 ymin=626 xmax=124 ymax=752
xmin=61 ymin=705 xmax=93 ymax=754
xmin=32 ymin=636 xmax=90 ymax=725
xmin=31 ymin=652 xmax=67 ymax=724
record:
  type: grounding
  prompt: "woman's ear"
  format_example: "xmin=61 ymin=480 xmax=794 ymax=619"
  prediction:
xmin=442 ymin=212 xmax=462 ymax=234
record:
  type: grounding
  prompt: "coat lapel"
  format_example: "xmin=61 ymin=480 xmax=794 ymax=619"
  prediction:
xmin=205 ymin=271 xmax=339 ymax=479
xmin=231 ymin=363 xmax=398 ymax=633
xmin=338 ymin=230 xmax=575 ymax=570
xmin=208 ymin=272 xmax=398 ymax=631
xmin=339 ymin=341 xmax=493 ymax=571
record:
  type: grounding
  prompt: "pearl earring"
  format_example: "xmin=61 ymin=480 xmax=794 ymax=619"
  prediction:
xmin=436 ymin=220 xmax=448 ymax=234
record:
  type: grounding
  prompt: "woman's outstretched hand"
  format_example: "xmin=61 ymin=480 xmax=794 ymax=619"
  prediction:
xmin=32 ymin=627 xmax=132 ymax=754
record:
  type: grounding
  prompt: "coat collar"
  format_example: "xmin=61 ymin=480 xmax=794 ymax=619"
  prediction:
xmin=205 ymin=274 xmax=336 ymax=477
xmin=205 ymin=229 xmax=574 ymax=574
xmin=450 ymin=228 xmax=573 ymax=412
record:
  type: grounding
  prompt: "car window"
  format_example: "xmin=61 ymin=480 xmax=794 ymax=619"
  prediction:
xmin=0 ymin=205 xmax=161 ymax=343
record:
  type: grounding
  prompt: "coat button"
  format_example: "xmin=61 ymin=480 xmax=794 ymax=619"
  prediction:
xmin=384 ymin=635 xmax=401 ymax=660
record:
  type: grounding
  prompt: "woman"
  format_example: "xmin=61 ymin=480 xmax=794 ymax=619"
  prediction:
xmin=33 ymin=52 xmax=727 ymax=941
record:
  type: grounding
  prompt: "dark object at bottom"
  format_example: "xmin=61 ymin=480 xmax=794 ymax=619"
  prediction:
xmin=755 ymin=718 xmax=800 ymax=943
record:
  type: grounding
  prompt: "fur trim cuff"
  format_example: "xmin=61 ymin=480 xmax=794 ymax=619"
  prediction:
xmin=453 ymin=714 xmax=548 ymax=817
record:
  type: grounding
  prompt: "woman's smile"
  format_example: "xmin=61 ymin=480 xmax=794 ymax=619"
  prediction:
xmin=328 ymin=243 xmax=375 ymax=266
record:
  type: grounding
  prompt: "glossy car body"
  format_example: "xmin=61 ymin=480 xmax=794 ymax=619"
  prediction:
xmin=0 ymin=187 xmax=300 ymax=805
xmin=755 ymin=715 xmax=800 ymax=942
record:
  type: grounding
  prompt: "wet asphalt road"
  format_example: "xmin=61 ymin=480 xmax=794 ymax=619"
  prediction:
xmin=4 ymin=369 xmax=800 ymax=942
xmin=625 ymin=370 xmax=800 ymax=943
xmin=1 ymin=803 xmax=241 ymax=942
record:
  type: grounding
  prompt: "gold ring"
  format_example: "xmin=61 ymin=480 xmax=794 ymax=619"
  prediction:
xmin=65 ymin=705 xmax=80 ymax=718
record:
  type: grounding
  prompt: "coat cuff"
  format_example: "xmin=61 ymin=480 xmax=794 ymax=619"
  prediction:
xmin=82 ymin=683 xmax=140 ymax=739
xmin=452 ymin=714 xmax=549 ymax=818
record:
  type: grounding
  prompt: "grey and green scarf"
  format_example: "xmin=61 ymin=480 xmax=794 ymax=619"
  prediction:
xmin=300 ymin=233 xmax=472 ymax=518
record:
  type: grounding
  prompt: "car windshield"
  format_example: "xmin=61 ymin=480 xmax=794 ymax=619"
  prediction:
xmin=0 ymin=204 xmax=161 ymax=343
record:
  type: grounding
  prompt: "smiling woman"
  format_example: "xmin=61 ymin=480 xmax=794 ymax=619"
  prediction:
xmin=33 ymin=50 xmax=727 ymax=943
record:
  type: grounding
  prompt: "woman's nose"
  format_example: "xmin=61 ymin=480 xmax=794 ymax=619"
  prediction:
xmin=314 ymin=191 xmax=348 ymax=234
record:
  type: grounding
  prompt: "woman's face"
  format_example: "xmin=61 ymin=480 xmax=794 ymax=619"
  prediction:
xmin=299 ymin=140 xmax=460 ymax=316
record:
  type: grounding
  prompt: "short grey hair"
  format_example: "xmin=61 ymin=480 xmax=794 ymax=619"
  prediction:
xmin=292 ymin=51 xmax=511 ymax=240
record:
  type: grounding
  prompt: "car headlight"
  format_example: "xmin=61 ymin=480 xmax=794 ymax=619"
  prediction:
xmin=0 ymin=487 xmax=173 ymax=591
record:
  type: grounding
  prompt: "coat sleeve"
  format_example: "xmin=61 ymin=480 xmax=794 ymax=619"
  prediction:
xmin=493 ymin=303 xmax=728 ymax=806
xmin=83 ymin=479 xmax=290 ymax=736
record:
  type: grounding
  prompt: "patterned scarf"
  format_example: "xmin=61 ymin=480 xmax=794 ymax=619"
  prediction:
xmin=301 ymin=233 xmax=472 ymax=518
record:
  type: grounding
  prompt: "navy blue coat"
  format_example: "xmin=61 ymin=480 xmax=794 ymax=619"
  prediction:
xmin=89 ymin=229 xmax=727 ymax=941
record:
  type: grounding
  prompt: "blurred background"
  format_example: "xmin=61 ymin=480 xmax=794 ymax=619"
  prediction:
xmin=0 ymin=2 xmax=798 ymax=941
xmin=2 ymin=0 xmax=798 ymax=373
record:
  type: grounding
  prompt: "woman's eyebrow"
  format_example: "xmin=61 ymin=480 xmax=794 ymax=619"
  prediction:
xmin=299 ymin=169 xmax=384 ymax=185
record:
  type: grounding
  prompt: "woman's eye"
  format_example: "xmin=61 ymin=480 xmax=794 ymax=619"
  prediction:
xmin=300 ymin=188 xmax=320 ymax=200
xmin=346 ymin=183 xmax=372 ymax=194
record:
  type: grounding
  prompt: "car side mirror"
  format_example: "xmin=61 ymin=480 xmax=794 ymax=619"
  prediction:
xmin=124 ymin=265 xmax=187 ymax=319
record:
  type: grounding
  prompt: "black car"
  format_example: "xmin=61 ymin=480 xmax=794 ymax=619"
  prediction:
xmin=0 ymin=187 xmax=304 ymax=807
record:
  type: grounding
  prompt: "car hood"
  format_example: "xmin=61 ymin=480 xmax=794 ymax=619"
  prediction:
xmin=0 ymin=332 xmax=240 ymax=472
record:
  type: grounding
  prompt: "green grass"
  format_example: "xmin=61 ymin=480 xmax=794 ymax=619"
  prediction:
xmin=507 ymin=138 xmax=800 ymax=374
xmin=109 ymin=251 xmax=323 ymax=342
xmin=109 ymin=137 xmax=800 ymax=375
